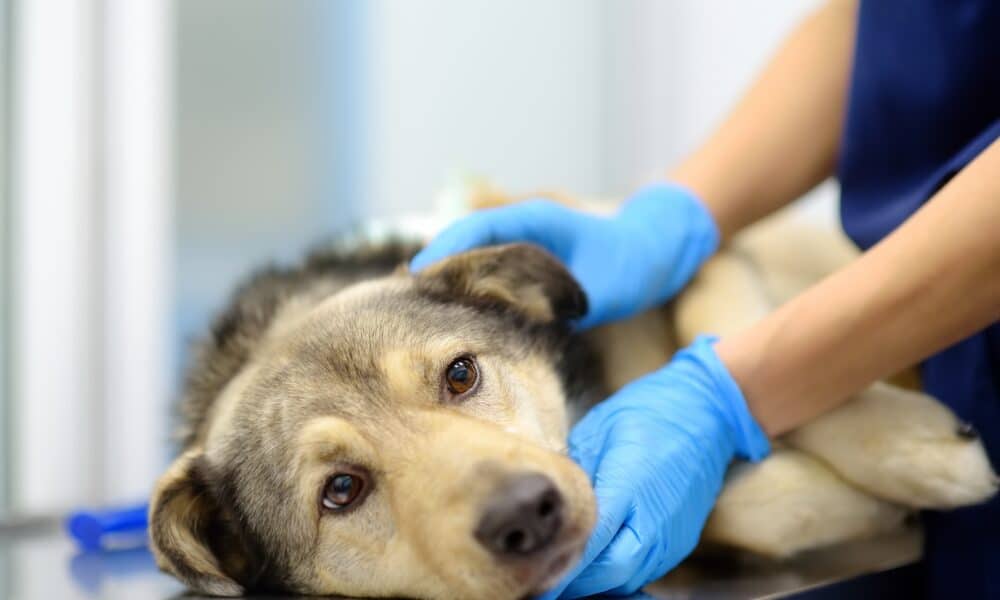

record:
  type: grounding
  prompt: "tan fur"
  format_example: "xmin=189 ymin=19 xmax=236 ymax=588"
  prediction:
xmin=151 ymin=243 xmax=597 ymax=598
xmin=705 ymin=449 xmax=907 ymax=557
xmin=786 ymin=382 xmax=999 ymax=509
xmin=675 ymin=251 xmax=772 ymax=344
xmin=585 ymin=308 xmax=676 ymax=392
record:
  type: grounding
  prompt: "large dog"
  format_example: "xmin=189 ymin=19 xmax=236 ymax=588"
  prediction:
xmin=149 ymin=203 xmax=997 ymax=599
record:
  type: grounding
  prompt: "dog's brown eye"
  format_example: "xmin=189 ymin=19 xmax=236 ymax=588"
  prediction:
xmin=445 ymin=356 xmax=479 ymax=396
xmin=322 ymin=473 xmax=365 ymax=510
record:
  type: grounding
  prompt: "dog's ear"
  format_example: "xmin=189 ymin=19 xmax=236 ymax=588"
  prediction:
xmin=149 ymin=449 xmax=257 ymax=597
xmin=415 ymin=243 xmax=587 ymax=322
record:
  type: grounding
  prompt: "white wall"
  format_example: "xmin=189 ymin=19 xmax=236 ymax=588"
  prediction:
xmin=365 ymin=0 xmax=608 ymax=217
xmin=0 ymin=0 xmax=11 ymax=513
xmin=603 ymin=0 xmax=836 ymax=222
xmin=364 ymin=0 xmax=833 ymax=220
xmin=10 ymin=0 xmax=171 ymax=514
xmin=12 ymin=0 xmax=104 ymax=512
xmin=604 ymin=0 xmax=822 ymax=189
xmin=101 ymin=0 xmax=173 ymax=507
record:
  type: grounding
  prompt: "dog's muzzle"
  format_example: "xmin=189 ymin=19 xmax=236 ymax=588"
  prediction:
xmin=474 ymin=472 xmax=564 ymax=557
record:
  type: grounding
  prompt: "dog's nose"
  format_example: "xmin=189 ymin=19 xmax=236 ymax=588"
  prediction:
xmin=475 ymin=472 xmax=564 ymax=557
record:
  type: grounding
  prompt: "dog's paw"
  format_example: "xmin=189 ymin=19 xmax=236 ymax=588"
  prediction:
xmin=785 ymin=382 xmax=999 ymax=509
xmin=704 ymin=449 xmax=907 ymax=558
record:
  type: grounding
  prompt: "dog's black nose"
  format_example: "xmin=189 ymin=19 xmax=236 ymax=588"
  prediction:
xmin=475 ymin=473 xmax=564 ymax=556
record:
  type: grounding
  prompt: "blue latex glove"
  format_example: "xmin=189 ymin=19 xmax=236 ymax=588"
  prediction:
xmin=410 ymin=183 xmax=719 ymax=329
xmin=545 ymin=337 xmax=770 ymax=598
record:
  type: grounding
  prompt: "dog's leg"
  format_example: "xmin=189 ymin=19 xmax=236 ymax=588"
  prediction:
xmin=585 ymin=308 xmax=676 ymax=395
xmin=731 ymin=208 xmax=859 ymax=304
xmin=679 ymin=236 xmax=997 ymax=511
xmin=784 ymin=381 xmax=998 ymax=509
xmin=674 ymin=250 xmax=774 ymax=345
xmin=673 ymin=224 xmax=908 ymax=557
xmin=703 ymin=448 xmax=907 ymax=557
xmin=677 ymin=212 xmax=998 ymax=510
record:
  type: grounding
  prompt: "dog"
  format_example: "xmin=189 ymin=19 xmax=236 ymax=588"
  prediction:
xmin=149 ymin=202 xmax=997 ymax=599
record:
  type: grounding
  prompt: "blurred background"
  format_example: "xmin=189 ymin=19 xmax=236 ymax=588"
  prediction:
xmin=0 ymin=0 xmax=835 ymax=521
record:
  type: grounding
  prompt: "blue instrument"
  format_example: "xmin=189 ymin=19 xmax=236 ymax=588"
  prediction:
xmin=66 ymin=503 xmax=150 ymax=551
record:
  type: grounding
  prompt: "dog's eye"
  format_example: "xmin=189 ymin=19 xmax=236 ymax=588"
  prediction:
xmin=445 ymin=356 xmax=479 ymax=397
xmin=322 ymin=472 xmax=366 ymax=511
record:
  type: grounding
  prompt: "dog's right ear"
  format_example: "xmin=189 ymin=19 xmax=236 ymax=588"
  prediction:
xmin=148 ymin=449 xmax=251 ymax=597
xmin=414 ymin=243 xmax=588 ymax=323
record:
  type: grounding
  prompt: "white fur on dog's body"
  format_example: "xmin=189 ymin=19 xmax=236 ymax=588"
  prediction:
xmin=590 ymin=208 xmax=997 ymax=557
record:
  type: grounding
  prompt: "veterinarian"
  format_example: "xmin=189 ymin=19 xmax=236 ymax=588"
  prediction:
xmin=412 ymin=1 xmax=999 ymax=597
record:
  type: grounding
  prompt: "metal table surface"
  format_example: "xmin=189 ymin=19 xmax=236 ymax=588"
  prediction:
xmin=0 ymin=516 xmax=923 ymax=599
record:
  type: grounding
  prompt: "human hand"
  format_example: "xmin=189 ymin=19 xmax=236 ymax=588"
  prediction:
xmin=545 ymin=337 xmax=770 ymax=598
xmin=410 ymin=184 xmax=719 ymax=329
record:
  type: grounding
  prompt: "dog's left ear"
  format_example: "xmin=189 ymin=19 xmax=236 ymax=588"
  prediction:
xmin=148 ymin=448 xmax=259 ymax=596
xmin=415 ymin=243 xmax=588 ymax=323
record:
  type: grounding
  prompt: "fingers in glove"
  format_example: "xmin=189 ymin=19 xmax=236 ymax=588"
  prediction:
xmin=409 ymin=212 xmax=494 ymax=271
xmin=560 ymin=522 xmax=646 ymax=598
xmin=538 ymin=484 xmax=632 ymax=599
xmin=604 ymin=536 xmax=671 ymax=597
xmin=409 ymin=200 xmax=561 ymax=271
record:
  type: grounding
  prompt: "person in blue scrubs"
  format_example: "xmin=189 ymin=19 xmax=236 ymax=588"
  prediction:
xmin=412 ymin=1 xmax=1000 ymax=597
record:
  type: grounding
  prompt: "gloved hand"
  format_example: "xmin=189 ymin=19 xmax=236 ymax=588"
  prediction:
xmin=545 ymin=337 xmax=770 ymax=598
xmin=410 ymin=183 xmax=719 ymax=329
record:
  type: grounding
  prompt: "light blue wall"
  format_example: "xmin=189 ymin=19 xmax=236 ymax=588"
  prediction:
xmin=173 ymin=0 xmax=367 ymax=405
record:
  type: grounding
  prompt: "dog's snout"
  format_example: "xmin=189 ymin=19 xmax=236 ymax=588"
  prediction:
xmin=475 ymin=473 xmax=564 ymax=557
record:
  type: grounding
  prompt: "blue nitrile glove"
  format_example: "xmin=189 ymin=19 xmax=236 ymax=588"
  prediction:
xmin=545 ymin=337 xmax=770 ymax=599
xmin=410 ymin=183 xmax=719 ymax=329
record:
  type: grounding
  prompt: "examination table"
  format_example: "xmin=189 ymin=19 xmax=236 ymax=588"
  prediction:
xmin=0 ymin=515 xmax=923 ymax=599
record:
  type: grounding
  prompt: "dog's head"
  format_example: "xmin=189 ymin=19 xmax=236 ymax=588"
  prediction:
xmin=149 ymin=244 xmax=598 ymax=598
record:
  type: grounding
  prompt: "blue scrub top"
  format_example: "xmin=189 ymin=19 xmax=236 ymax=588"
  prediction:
xmin=838 ymin=1 xmax=1000 ymax=597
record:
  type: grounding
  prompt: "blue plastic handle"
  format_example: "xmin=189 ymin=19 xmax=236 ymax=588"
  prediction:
xmin=66 ymin=503 xmax=150 ymax=551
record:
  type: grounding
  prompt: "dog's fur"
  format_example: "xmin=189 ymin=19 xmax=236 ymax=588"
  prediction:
xmin=150 ymin=206 xmax=997 ymax=599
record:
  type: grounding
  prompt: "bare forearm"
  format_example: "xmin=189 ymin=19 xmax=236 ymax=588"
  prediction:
xmin=670 ymin=0 xmax=857 ymax=238
xmin=718 ymin=138 xmax=1000 ymax=436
